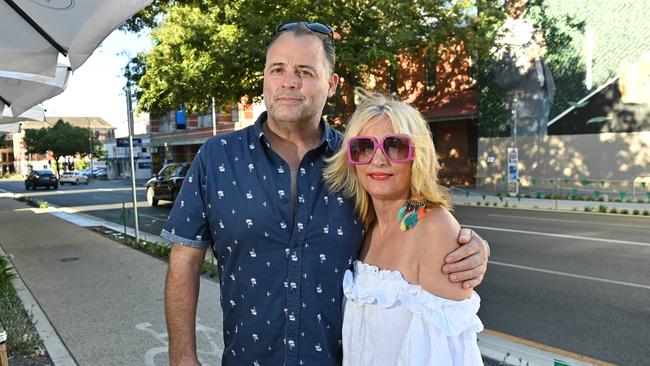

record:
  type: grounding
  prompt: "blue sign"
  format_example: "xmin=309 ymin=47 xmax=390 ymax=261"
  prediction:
xmin=176 ymin=106 xmax=187 ymax=130
xmin=116 ymin=138 xmax=142 ymax=147
xmin=138 ymin=162 xmax=151 ymax=169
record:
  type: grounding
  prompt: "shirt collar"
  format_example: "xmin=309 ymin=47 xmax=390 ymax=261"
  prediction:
xmin=254 ymin=111 xmax=339 ymax=153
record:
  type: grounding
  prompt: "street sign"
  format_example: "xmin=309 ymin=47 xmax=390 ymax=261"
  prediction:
xmin=507 ymin=147 xmax=519 ymax=196
xmin=117 ymin=137 xmax=141 ymax=147
xmin=176 ymin=106 xmax=187 ymax=130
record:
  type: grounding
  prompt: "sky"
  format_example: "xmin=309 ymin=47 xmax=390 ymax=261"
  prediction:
xmin=42 ymin=29 xmax=152 ymax=137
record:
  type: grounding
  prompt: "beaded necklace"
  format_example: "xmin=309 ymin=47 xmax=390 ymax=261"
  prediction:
xmin=397 ymin=196 xmax=429 ymax=231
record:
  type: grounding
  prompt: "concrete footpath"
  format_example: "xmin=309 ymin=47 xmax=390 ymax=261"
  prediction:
xmin=0 ymin=197 xmax=223 ymax=366
xmin=2 ymin=189 xmax=638 ymax=365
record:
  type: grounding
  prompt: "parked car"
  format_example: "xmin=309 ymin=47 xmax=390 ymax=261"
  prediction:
xmin=59 ymin=171 xmax=89 ymax=185
xmin=145 ymin=163 xmax=190 ymax=206
xmin=92 ymin=168 xmax=107 ymax=177
xmin=24 ymin=169 xmax=58 ymax=190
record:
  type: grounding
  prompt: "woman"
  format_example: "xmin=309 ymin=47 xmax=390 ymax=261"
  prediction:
xmin=324 ymin=92 xmax=483 ymax=365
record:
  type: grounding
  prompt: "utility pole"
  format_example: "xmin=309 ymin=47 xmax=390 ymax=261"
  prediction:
xmin=125 ymin=85 xmax=140 ymax=243
xmin=212 ymin=97 xmax=217 ymax=136
xmin=507 ymin=92 xmax=520 ymax=197
xmin=88 ymin=118 xmax=93 ymax=173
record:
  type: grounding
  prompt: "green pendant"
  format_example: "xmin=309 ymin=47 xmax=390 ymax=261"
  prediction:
xmin=397 ymin=206 xmax=407 ymax=222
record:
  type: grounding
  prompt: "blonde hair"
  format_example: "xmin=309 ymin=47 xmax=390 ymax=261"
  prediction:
xmin=324 ymin=90 xmax=450 ymax=227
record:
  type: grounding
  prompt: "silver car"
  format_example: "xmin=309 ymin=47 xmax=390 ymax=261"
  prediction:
xmin=59 ymin=171 xmax=89 ymax=185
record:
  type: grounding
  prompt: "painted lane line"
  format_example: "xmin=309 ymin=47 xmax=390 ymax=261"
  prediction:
xmin=486 ymin=213 xmax=650 ymax=229
xmin=490 ymin=260 xmax=650 ymax=290
xmin=464 ymin=224 xmax=650 ymax=248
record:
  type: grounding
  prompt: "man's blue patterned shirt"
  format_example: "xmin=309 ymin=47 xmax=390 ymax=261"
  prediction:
xmin=161 ymin=112 xmax=364 ymax=365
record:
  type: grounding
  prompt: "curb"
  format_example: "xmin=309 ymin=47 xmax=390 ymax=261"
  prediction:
xmin=0 ymin=245 xmax=77 ymax=366
xmin=479 ymin=329 xmax=616 ymax=366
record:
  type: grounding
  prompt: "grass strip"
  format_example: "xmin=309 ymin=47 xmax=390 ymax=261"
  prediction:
xmin=0 ymin=255 xmax=45 ymax=358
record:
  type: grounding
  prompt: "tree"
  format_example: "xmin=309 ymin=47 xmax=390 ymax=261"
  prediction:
xmin=126 ymin=0 xmax=504 ymax=125
xmin=23 ymin=120 xmax=104 ymax=176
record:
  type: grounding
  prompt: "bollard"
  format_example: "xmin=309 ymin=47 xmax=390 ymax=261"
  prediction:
xmin=0 ymin=329 xmax=8 ymax=366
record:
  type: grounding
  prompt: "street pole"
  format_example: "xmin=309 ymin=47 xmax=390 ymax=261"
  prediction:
xmin=507 ymin=92 xmax=520 ymax=197
xmin=212 ymin=97 xmax=217 ymax=136
xmin=512 ymin=93 xmax=518 ymax=149
xmin=125 ymin=85 xmax=140 ymax=243
xmin=88 ymin=118 xmax=93 ymax=173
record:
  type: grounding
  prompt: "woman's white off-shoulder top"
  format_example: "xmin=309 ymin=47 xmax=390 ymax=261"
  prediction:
xmin=342 ymin=261 xmax=484 ymax=365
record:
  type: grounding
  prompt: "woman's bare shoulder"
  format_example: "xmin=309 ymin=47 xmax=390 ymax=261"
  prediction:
xmin=418 ymin=206 xmax=461 ymax=250
xmin=416 ymin=206 xmax=471 ymax=300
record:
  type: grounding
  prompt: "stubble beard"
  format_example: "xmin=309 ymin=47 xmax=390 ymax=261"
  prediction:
xmin=266 ymin=100 xmax=323 ymax=134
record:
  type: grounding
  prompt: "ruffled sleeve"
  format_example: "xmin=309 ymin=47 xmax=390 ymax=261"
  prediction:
xmin=343 ymin=261 xmax=483 ymax=336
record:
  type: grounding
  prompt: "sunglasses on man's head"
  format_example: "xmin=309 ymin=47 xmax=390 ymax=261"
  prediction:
xmin=275 ymin=22 xmax=334 ymax=43
xmin=347 ymin=134 xmax=414 ymax=165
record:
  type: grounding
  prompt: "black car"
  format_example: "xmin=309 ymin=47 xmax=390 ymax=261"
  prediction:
xmin=25 ymin=169 xmax=58 ymax=190
xmin=146 ymin=163 xmax=189 ymax=206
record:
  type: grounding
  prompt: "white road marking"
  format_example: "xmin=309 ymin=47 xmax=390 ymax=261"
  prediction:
xmin=486 ymin=213 xmax=650 ymax=229
xmin=490 ymin=261 xmax=650 ymax=290
xmin=464 ymin=224 xmax=650 ymax=248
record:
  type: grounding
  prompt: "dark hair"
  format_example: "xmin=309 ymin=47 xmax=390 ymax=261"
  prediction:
xmin=266 ymin=22 xmax=336 ymax=75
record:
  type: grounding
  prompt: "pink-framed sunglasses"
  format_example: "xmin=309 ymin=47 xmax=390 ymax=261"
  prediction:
xmin=347 ymin=134 xmax=414 ymax=165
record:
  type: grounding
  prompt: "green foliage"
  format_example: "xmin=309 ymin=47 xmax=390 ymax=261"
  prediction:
xmin=632 ymin=209 xmax=640 ymax=215
xmin=23 ymin=120 xmax=102 ymax=176
xmin=202 ymin=259 xmax=219 ymax=278
xmin=121 ymin=0 xmax=210 ymax=32
xmin=120 ymin=235 xmax=218 ymax=278
xmin=609 ymin=208 xmax=617 ymax=214
xmin=128 ymin=1 xmax=504 ymax=124
xmin=74 ymin=159 xmax=88 ymax=171
xmin=620 ymin=209 xmax=629 ymax=215
xmin=643 ymin=210 xmax=649 ymax=216
xmin=14 ymin=195 xmax=47 ymax=209
xmin=526 ymin=0 xmax=586 ymax=120
xmin=0 ymin=256 xmax=45 ymax=357
xmin=478 ymin=0 xmax=586 ymax=136
xmin=0 ymin=255 xmax=16 ymax=286
xmin=597 ymin=204 xmax=607 ymax=213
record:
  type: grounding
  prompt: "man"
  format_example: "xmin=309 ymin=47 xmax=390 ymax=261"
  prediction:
xmin=163 ymin=22 xmax=489 ymax=366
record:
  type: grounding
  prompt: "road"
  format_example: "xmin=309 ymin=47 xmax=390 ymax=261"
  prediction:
xmin=2 ymin=179 xmax=649 ymax=364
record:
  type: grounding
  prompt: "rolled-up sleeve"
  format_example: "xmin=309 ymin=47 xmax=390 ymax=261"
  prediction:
xmin=160 ymin=148 xmax=212 ymax=248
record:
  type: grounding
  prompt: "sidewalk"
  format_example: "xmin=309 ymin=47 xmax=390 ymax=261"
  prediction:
xmin=451 ymin=187 xmax=650 ymax=214
xmin=0 ymin=197 xmax=223 ymax=365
